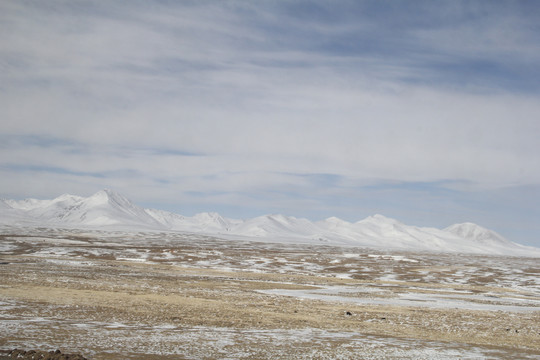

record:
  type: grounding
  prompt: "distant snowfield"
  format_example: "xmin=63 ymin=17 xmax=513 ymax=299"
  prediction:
xmin=2 ymin=189 xmax=540 ymax=256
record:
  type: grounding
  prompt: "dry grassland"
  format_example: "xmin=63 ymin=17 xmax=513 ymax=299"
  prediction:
xmin=0 ymin=229 xmax=539 ymax=359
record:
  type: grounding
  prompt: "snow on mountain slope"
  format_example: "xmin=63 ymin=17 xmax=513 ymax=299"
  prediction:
xmin=145 ymin=208 xmax=187 ymax=229
xmin=6 ymin=197 xmax=55 ymax=211
xmin=232 ymin=214 xmax=325 ymax=239
xmin=0 ymin=199 xmax=31 ymax=225
xmin=1 ymin=190 xmax=539 ymax=256
xmin=57 ymin=189 xmax=163 ymax=228
xmin=443 ymin=222 xmax=534 ymax=253
xmin=353 ymin=215 xmax=411 ymax=243
xmin=318 ymin=217 xmax=352 ymax=230
xmin=0 ymin=199 xmax=11 ymax=210
xmin=445 ymin=223 xmax=508 ymax=244
xmin=316 ymin=214 xmax=540 ymax=255
xmin=23 ymin=194 xmax=84 ymax=220
xmin=191 ymin=212 xmax=242 ymax=232
xmin=146 ymin=209 xmax=241 ymax=233
xmin=315 ymin=216 xmax=379 ymax=245
xmin=2 ymin=190 xmax=162 ymax=229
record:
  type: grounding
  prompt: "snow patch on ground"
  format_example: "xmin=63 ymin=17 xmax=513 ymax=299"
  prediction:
xmin=1 ymin=306 xmax=537 ymax=360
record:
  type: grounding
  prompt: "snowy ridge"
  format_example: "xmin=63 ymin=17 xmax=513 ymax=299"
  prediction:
xmin=4 ymin=190 xmax=162 ymax=229
xmin=0 ymin=199 xmax=12 ymax=210
xmin=234 ymin=214 xmax=325 ymax=239
xmin=145 ymin=209 xmax=242 ymax=233
xmin=144 ymin=208 xmax=187 ymax=229
xmin=444 ymin=222 xmax=508 ymax=244
xmin=1 ymin=190 xmax=539 ymax=256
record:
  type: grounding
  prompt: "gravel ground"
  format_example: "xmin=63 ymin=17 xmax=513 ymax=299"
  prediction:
xmin=1 ymin=227 xmax=539 ymax=359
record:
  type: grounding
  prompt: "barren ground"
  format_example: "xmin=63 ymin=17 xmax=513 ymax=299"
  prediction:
xmin=1 ymin=227 xmax=539 ymax=359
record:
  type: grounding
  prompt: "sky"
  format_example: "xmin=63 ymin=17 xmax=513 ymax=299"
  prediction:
xmin=1 ymin=0 xmax=540 ymax=246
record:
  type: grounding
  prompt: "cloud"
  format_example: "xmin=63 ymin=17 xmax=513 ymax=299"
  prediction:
xmin=1 ymin=1 xmax=540 ymax=244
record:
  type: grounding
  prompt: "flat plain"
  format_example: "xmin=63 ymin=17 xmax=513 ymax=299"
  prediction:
xmin=1 ymin=227 xmax=539 ymax=359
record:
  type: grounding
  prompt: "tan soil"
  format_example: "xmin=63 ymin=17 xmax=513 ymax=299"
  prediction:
xmin=0 ymin=229 xmax=539 ymax=359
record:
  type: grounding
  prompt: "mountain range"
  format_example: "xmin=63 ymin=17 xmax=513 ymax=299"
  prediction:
xmin=1 ymin=189 xmax=538 ymax=256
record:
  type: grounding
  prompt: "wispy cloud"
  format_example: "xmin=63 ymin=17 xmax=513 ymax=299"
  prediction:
xmin=1 ymin=1 xmax=540 ymax=244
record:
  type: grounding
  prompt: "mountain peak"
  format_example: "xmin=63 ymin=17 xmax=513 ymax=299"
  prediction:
xmin=2 ymin=190 xmax=538 ymax=256
xmin=324 ymin=216 xmax=349 ymax=224
xmin=52 ymin=193 xmax=84 ymax=203
xmin=357 ymin=214 xmax=401 ymax=225
xmin=92 ymin=188 xmax=120 ymax=199
xmin=88 ymin=189 xmax=111 ymax=201
xmin=194 ymin=212 xmax=223 ymax=220
xmin=444 ymin=222 xmax=508 ymax=244
xmin=87 ymin=189 xmax=132 ymax=206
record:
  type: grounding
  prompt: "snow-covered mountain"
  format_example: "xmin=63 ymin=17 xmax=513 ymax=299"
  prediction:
xmin=0 ymin=199 xmax=12 ymax=210
xmin=145 ymin=209 xmax=241 ymax=233
xmin=4 ymin=190 xmax=163 ymax=229
xmin=144 ymin=208 xmax=187 ymax=229
xmin=7 ymin=193 xmax=83 ymax=221
xmin=233 ymin=214 xmax=325 ymax=239
xmin=1 ymin=190 xmax=538 ymax=256
xmin=445 ymin=222 xmax=508 ymax=244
